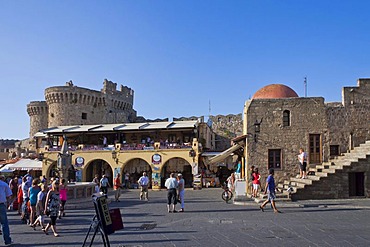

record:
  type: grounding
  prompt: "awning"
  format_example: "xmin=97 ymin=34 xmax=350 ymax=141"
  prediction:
xmin=207 ymin=144 xmax=242 ymax=164
xmin=0 ymin=164 xmax=14 ymax=173
xmin=9 ymin=159 xmax=43 ymax=171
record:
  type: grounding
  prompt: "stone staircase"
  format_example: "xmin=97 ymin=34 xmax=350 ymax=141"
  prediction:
xmin=276 ymin=140 xmax=370 ymax=201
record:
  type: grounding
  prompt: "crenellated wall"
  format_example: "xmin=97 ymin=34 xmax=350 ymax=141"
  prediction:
xmin=27 ymin=79 xmax=137 ymax=142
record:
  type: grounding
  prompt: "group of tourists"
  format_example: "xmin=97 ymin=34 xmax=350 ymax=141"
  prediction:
xmin=0 ymin=173 xmax=69 ymax=246
xmin=20 ymin=175 xmax=68 ymax=237
xmin=91 ymin=171 xmax=186 ymax=213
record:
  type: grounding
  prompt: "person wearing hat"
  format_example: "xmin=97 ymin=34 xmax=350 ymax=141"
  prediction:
xmin=177 ymin=174 xmax=185 ymax=212
xmin=0 ymin=175 xmax=12 ymax=245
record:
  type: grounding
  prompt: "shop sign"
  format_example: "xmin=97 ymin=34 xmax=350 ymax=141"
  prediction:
xmin=75 ymin=156 xmax=84 ymax=167
xmin=152 ymin=173 xmax=160 ymax=187
xmin=152 ymin=154 xmax=162 ymax=165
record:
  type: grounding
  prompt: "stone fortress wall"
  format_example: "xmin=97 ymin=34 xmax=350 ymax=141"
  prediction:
xmin=171 ymin=114 xmax=243 ymax=151
xmin=27 ymin=79 xmax=137 ymax=140
xmin=326 ymin=78 xmax=370 ymax=152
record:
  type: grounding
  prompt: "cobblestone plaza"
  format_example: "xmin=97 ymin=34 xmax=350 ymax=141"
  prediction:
xmin=6 ymin=188 xmax=370 ymax=247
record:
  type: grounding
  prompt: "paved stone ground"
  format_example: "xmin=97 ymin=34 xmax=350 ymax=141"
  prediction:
xmin=4 ymin=188 xmax=370 ymax=247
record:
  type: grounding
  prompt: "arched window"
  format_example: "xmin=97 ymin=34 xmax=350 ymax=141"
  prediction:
xmin=283 ymin=110 xmax=290 ymax=127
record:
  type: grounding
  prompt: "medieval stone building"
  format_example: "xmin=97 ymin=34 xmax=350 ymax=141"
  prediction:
xmin=241 ymin=79 xmax=370 ymax=199
xmin=27 ymin=79 xmax=137 ymax=149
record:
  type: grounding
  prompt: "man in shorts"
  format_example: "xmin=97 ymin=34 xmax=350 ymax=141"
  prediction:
xmin=259 ymin=168 xmax=281 ymax=213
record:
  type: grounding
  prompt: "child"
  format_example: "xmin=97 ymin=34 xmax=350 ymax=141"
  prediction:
xmin=252 ymin=168 xmax=261 ymax=197
xmin=31 ymin=184 xmax=48 ymax=230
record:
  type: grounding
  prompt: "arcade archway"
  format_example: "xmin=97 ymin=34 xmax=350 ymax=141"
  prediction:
xmin=47 ymin=162 xmax=58 ymax=178
xmin=123 ymin=158 xmax=152 ymax=189
xmin=85 ymin=159 xmax=114 ymax=185
xmin=162 ymin=158 xmax=193 ymax=188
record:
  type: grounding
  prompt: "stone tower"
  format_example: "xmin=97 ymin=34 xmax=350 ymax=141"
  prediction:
xmin=27 ymin=101 xmax=48 ymax=139
xmin=27 ymin=79 xmax=137 ymax=139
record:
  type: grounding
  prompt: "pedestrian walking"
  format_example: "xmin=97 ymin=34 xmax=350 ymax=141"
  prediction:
xmin=138 ymin=172 xmax=149 ymax=201
xmin=100 ymin=175 xmax=110 ymax=195
xmin=298 ymin=148 xmax=308 ymax=179
xmin=177 ymin=174 xmax=185 ymax=212
xmin=31 ymin=183 xmax=48 ymax=230
xmin=124 ymin=172 xmax=130 ymax=189
xmin=92 ymin=174 xmax=100 ymax=193
xmin=43 ymin=180 xmax=61 ymax=237
xmin=259 ymin=168 xmax=281 ymax=213
xmin=0 ymin=175 xmax=13 ymax=245
xmin=28 ymin=178 xmax=41 ymax=226
xmin=58 ymin=178 xmax=68 ymax=219
xmin=114 ymin=173 xmax=122 ymax=202
xmin=8 ymin=176 xmax=18 ymax=210
xmin=165 ymin=173 xmax=178 ymax=213
xmin=21 ymin=176 xmax=30 ymax=224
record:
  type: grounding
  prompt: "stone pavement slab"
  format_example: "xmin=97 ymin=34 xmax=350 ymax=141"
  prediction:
xmin=4 ymin=188 xmax=370 ymax=247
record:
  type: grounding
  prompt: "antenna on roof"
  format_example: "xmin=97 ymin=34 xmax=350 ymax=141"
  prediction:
xmin=304 ymin=76 xmax=307 ymax=97
xmin=208 ymin=100 xmax=211 ymax=116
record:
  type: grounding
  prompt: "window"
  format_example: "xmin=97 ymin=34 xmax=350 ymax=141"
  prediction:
xmin=82 ymin=112 xmax=87 ymax=120
xmin=268 ymin=149 xmax=281 ymax=169
xmin=283 ymin=110 xmax=290 ymax=127
xmin=330 ymin=145 xmax=340 ymax=156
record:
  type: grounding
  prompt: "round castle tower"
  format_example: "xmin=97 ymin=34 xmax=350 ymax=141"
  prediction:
xmin=44 ymin=80 xmax=136 ymax=128
xmin=27 ymin=79 xmax=137 ymax=142
xmin=27 ymin=101 xmax=48 ymax=139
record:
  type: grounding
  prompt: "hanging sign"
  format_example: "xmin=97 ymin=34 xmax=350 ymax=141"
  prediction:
xmin=152 ymin=154 xmax=162 ymax=165
xmin=75 ymin=157 xmax=84 ymax=167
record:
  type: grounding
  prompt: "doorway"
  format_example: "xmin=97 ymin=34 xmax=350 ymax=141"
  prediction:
xmin=348 ymin=172 xmax=365 ymax=197
xmin=309 ymin=134 xmax=322 ymax=164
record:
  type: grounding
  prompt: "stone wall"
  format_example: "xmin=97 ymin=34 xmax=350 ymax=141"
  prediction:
xmin=244 ymin=79 xmax=370 ymax=185
xmin=28 ymin=79 xmax=137 ymax=140
xmin=27 ymin=101 xmax=48 ymax=140
xmin=245 ymin=97 xmax=329 ymax=185
xmin=328 ymin=79 xmax=370 ymax=150
xmin=292 ymin=156 xmax=370 ymax=200
xmin=173 ymin=114 xmax=243 ymax=151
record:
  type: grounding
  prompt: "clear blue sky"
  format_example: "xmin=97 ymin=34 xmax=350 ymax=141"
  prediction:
xmin=1 ymin=0 xmax=370 ymax=140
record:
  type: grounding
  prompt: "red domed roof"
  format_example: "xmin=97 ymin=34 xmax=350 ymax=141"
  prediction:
xmin=252 ymin=84 xmax=298 ymax=99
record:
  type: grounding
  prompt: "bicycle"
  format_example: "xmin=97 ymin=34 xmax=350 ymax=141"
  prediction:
xmin=221 ymin=183 xmax=233 ymax=203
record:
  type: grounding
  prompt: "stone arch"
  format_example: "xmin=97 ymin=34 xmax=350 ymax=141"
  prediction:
xmin=161 ymin=157 xmax=193 ymax=188
xmin=84 ymin=159 xmax=114 ymax=186
xmin=46 ymin=161 xmax=58 ymax=178
xmin=122 ymin=158 xmax=152 ymax=189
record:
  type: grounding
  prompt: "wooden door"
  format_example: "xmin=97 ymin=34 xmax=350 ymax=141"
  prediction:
xmin=309 ymin=134 xmax=322 ymax=164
